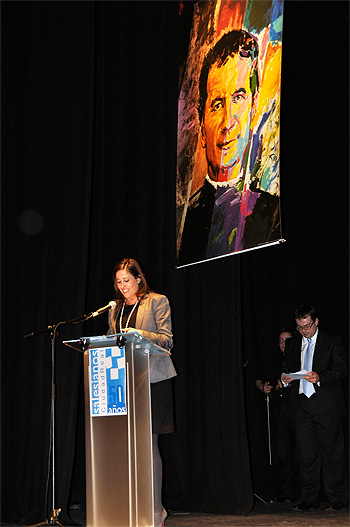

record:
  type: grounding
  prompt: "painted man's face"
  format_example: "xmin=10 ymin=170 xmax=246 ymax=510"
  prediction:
xmin=201 ymin=54 xmax=255 ymax=183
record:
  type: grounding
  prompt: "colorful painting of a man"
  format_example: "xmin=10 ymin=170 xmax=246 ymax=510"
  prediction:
xmin=177 ymin=0 xmax=283 ymax=267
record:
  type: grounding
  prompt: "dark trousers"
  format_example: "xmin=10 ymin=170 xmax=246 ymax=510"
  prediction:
xmin=275 ymin=403 xmax=300 ymax=498
xmin=296 ymin=395 xmax=348 ymax=506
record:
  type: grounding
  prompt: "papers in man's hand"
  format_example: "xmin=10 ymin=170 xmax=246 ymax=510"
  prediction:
xmin=282 ymin=369 xmax=309 ymax=380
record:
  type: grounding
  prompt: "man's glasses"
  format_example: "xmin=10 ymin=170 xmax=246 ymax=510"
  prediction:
xmin=296 ymin=321 xmax=314 ymax=332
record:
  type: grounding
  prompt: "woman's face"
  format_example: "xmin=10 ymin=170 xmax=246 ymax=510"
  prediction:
xmin=115 ymin=269 xmax=141 ymax=304
xmin=278 ymin=331 xmax=292 ymax=352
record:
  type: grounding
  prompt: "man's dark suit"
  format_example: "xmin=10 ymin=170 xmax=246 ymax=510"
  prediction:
xmin=284 ymin=330 xmax=348 ymax=506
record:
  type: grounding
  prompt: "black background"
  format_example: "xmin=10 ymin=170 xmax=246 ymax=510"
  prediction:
xmin=1 ymin=1 xmax=349 ymax=524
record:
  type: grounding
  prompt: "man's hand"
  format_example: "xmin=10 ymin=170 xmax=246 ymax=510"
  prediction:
xmin=303 ymin=371 xmax=319 ymax=384
xmin=281 ymin=373 xmax=293 ymax=384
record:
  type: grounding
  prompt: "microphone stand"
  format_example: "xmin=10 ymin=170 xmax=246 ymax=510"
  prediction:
xmin=244 ymin=361 xmax=270 ymax=507
xmin=25 ymin=312 xmax=94 ymax=526
xmin=266 ymin=392 xmax=272 ymax=466
xmin=253 ymin=387 xmax=271 ymax=507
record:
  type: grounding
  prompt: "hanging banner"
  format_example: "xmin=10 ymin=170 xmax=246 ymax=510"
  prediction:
xmin=177 ymin=0 xmax=284 ymax=267
xmin=89 ymin=346 xmax=127 ymax=417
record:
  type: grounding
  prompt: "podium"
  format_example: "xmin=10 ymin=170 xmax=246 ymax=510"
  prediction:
xmin=64 ymin=332 xmax=170 ymax=527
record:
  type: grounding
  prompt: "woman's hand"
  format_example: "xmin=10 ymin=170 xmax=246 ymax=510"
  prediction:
xmin=124 ymin=327 xmax=143 ymax=336
xmin=263 ymin=382 xmax=273 ymax=393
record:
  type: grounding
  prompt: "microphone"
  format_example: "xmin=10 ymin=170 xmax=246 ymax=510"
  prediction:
xmin=91 ymin=300 xmax=117 ymax=317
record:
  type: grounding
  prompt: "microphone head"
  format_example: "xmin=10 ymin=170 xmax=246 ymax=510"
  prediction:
xmin=109 ymin=300 xmax=117 ymax=310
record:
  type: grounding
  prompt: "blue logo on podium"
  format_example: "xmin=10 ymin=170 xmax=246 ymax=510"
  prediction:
xmin=89 ymin=346 xmax=127 ymax=417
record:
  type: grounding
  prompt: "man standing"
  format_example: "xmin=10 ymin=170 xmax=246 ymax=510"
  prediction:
xmin=282 ymin=305 xmax=348 ymax=511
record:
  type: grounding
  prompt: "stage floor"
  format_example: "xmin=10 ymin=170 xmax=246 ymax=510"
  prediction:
xmin=66 ymin=500 xmax=349 ymax=527
xmin=2 ymin=502 xmax=347 ymax=527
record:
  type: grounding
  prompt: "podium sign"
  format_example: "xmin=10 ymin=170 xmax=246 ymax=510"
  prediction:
xmin=89 ymin=346 xmax=127 ymax=416
xmin=64 ymin=332 xmax=169 ymax=527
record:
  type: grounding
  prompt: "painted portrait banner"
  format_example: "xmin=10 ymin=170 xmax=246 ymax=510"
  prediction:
xmin=176 ymin=0 xmax=284 ymax=267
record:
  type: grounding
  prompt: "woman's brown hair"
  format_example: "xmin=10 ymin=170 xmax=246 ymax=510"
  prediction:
xmin=113 ymin=258 xmax=151 ymax=301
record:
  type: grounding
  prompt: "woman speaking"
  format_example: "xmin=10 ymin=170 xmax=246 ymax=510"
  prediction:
xmin=108 ymin=258 xmax=177 ymax=527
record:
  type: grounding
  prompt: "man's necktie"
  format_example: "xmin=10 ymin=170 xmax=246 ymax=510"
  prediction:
xmin=303 ymin=338 xmax=315 ymax=397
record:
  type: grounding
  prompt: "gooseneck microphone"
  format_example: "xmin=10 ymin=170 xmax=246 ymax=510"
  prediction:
xmin=92 ymin=300 xmax=117 ymax=317
xmin=23 ymin=301 xmax=117 ymax=338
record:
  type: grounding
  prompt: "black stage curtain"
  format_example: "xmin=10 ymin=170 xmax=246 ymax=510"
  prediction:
xmin=1 ymin=1 xmax=348 ymax=524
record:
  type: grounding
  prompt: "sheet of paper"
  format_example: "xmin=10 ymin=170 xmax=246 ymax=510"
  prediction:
xmin=282 ymin=369 xmax=308 ymax=380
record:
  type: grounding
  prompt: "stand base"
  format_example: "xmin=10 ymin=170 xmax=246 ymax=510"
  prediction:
xmin=254 ymin=493 xmax=270 ymax=506
xmin=30 ymin=508 xmax=63 ymax=527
